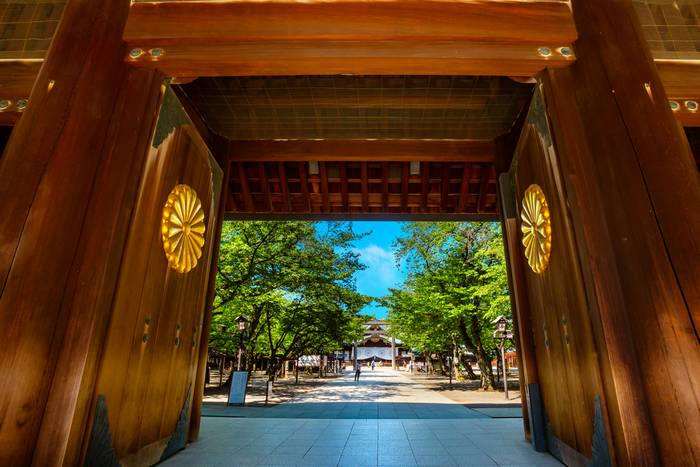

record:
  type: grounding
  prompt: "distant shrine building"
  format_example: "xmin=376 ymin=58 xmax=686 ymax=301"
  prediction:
xmin=345 ymin=320 xmax=407 ymax=368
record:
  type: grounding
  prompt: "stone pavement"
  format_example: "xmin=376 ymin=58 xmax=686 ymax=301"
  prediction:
xmin=162 ymin=369 xmax=560 ymax=466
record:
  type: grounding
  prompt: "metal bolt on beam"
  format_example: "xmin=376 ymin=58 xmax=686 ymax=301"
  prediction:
xmin=129 ymin=48 xmax=144 ymax=59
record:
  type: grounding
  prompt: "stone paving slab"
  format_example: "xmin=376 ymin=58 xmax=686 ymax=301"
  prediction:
xmin=162 ymin=370 xmax=559 ymax=467
xmin=160 ymin=418 xmax=562 ymax=467
xmin=203 ymin=402 xmax=488 ymax=419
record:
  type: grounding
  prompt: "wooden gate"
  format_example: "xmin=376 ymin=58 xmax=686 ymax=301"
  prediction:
xmin=504 ymin=91 xmax=610 ymax=466
xmin=83 ymin=87 xmax=222 ymax=466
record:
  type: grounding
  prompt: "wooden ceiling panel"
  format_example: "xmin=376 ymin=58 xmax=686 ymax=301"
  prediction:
xmin=634 ymin=0 xmax=700 ymax=61
xmin=181 ymin=75 xmax=533 ymax=140
xmin=0 ymin=2 xmax=65 ymax=60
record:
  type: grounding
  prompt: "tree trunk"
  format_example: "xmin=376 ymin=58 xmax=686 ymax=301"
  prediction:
xmin=459 ymin=354 xmax=478 ymax=379
xmin=470 ymin=314 xmax=495 ymax=390
xmin=268 ymin=356 xmax=280 ymax=382
xmin=475 ymin=353 xmax=494 ymax=390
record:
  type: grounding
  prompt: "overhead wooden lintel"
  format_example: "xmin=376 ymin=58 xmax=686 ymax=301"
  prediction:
xmin=227 ymin=139 xmax=496 ymax=163
xmin=123 ymin=0 xmax=576 ymax=77
xmin=0 ymin=60 xmax=40 ymax=124
xmin=124 ymin=41 xmax=574 ymax=78
xmin=0 ymin=60 xmax=41 ymax=99
xmin=656 ymin=60 xmax=700 ymax=98
xmin=125 ymin=1 xmax=575 ymax=44
xmin=656 ymin=61 xmax=700 ymax=127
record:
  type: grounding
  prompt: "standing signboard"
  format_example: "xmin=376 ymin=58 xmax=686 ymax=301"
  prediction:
xmin=227 ymin=371 xmax=249 ymax=406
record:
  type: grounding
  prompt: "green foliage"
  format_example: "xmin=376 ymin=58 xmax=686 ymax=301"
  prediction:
xmin=210 ymin=221 xmax=369 ymax=377
xmin=383 ymin=222 xmax=510 ymax=389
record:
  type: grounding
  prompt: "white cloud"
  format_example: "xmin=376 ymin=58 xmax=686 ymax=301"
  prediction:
xmin=353 ymin=244 xmax=401 ymax=296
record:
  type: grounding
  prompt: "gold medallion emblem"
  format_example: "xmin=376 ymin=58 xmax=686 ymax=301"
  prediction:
xmin=520 ymin=184 xmax=552 ymax=274
xmin=161 ymin=184 xmax=206 ymax=273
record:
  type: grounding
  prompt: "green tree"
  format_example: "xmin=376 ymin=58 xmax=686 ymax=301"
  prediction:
xmin=210 ymin=221 xmax=368 ymax=380
xmin=384 ymin=222 xmax=510 ymax=390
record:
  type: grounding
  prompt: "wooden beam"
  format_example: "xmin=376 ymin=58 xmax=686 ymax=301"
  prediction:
xmin=401 ymin=162 xmax=409 ymax=211
xmin=440 ymin=163 xmax=450 ymax=213
xmin=227 ymin=139 xmax=495 ymax=163
xmin=278 ymin=162 xmax=291 ymax=212
xmin=298 ymin=161 xmax=311 ymax=212
xmin=125 ymin=1 xmax=575 ymax=44
xmin=224 ymin=160 xmax=236 ymax=212
xmin=360 ymin=162 xmax=369 ymax=211
xmin=477 ymin=164 xmax=490 ymax=213
xmin=656 ymin=61 xmax=700 ymax=98
xmin=124 ymin=1 xmax=576 ymax=77
xmin=421 ymin=163 xmax=429 ymax=212
xmin=237 ymin=162 xmax=254 ymax=211
xmin=0 ymin=61 xmax=40 ymax=125
xmin=258 ymin=162 xmax=272 ymax=212
xmin=340 ymin=162 xmax=348 ymax=211
xmin=0 ymin=60 xmax=41 ymax=99
xmin=458 ymin=164 xmax=471 ymax=212
xmin=319 ymin=161 xmax=329 ymax=212
xmin=124 ymin=41 xmax=573 ymax=78
xmin=656 ymin=61 xmax=700 ymax=127
xmin=381 ymin=162 xmax=389 ymax=210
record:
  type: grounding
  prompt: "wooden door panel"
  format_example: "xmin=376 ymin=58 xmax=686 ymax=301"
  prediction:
xmin=87 ymin=88 xmax=222 ymax=465
xmin=511 ymin=92 xmax=608 ymax=465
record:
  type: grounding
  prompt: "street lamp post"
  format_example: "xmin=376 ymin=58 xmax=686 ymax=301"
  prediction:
xmin=492 ymin=316 xmax=513 ymax=400
xmin=235 ymin=315 xmax=249 ymax=371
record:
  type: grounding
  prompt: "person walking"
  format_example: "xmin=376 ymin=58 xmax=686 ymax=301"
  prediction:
xmin=354 ymin=360 xmax=362 ymax=381
xmin=371 ymin=359 xmax=376 ymax=371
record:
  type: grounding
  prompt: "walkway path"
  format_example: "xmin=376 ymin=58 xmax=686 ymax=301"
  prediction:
xmin=163 ymin=369 xmax=560 ymax=466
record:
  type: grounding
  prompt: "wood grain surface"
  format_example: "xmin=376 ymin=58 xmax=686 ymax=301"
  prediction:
xmin=0 ymin=0 xmax=163 ymax=464
xmin=123 ymin=1 xmax=576 ymax=77
xmin=528 ymin=0 xmax=700 ymax=463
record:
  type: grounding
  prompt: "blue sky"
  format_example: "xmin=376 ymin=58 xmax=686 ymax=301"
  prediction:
xmin=345 ymin=221 xmax=407 ymax=318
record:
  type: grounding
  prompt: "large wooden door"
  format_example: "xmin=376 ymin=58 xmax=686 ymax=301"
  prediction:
xmin=82 ymin=87 xmax=223 ymax=466
xmin=509 ymin=92 xmax=610 ymax=466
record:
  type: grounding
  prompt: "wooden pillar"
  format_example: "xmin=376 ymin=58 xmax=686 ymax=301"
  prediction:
xmin=0 ymin=0 xmax=164 ymax=465
xmin=535 ymin=0 xmax=700 ymax=464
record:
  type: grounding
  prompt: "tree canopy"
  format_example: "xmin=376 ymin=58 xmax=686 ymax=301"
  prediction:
xmin=209 ymin=221 xmax=369 ymax=379
xmin=382 ymin=222 xmax=510 ymax=389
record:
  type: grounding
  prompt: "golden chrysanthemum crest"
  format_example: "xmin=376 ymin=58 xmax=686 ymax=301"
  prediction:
xmin=161 ymin=184 xmax=206 ymax=273
xmin=520 ymin=184 xmax=552 ymax=274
